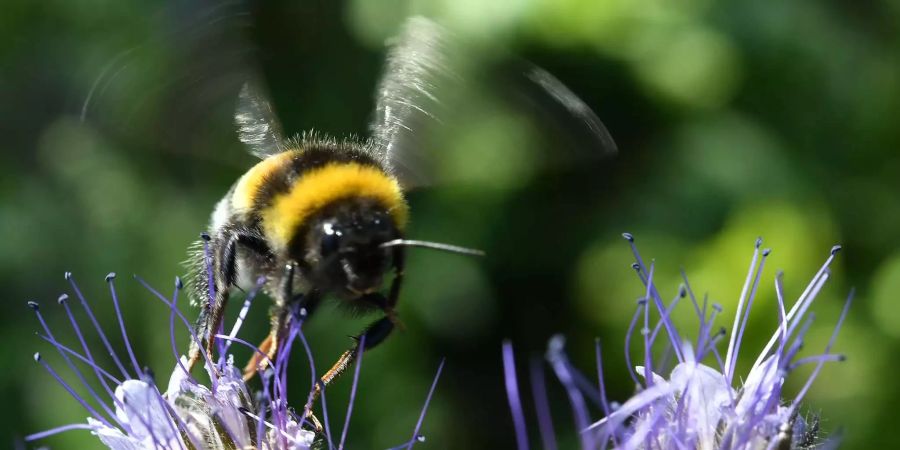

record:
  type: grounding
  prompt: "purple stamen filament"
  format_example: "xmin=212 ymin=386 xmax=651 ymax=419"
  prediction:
xmin=529 ymin=358 xmax=557 ymax=450
xmin=67 ymin=274 xmax=133 ymax=380
xmin=33 ymin=353 xmax=113 ymax=428
xmin=405 ymin=358 xmax=446 ymax=450
xmin=31 ymin=303 xmax=122 ymax=428
xmin=502 ymin=341 xmax=529 ymax=450
xmin=504 ymin=237 xmax=852 ymax=450
xmin=339 ymin=334 xmax=366 ymax=450
xmin=724 ymin=242 xmax=761 ymax=383
xmin=107 ymin=274 xmax=143 ymax=377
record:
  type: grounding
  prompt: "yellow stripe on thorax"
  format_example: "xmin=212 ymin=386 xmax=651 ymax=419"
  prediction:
xmin=262 ymin=162 xmax=408 ymax=251
xmin=232 ymin=151 xmax=297 ymax=212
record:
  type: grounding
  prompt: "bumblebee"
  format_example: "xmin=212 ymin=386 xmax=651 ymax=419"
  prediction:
xmin=184 ymin=18 xmax=484 ymax=391
xmin=184 ymin=16 xmax=615 ymax=405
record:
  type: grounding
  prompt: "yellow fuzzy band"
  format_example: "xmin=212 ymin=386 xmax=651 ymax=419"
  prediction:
xmin=232 ymin=151 xmax=297 ymax=213
xmin=262 ymin=162 xmax=408 ymax=250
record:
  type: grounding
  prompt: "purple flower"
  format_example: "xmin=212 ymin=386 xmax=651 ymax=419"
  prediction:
xmin=504 ymin=235 xmax=852 ymax=450
xmin=24 ymin=270 xmax=443 ymax=449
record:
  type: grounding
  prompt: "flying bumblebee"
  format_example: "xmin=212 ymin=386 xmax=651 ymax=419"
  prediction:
xmin=184 ymin=18 xmax=487 ymax=386
xmin=184 ymin=17 xmax=616 ymax=397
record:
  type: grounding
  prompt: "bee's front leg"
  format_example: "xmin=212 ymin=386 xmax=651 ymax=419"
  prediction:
xmin=241 ymin=303 xmax=290 ymax=381
xmin=363 ymin=258 xmax=405 ymax=325
xmin=385 ymin=267 xmax=404 ymax=327
xmin=242 ymin=263 xmax=321 ymax=381
xmin=309 ymin=269 xmax=404 ymax=406
xmin=188 ymin=230 xmax=270 ymax=374
xmin=291 ymin=313 xmax=394 ymax=433
xmin=186 ymin=289 xmax=231 ymax=375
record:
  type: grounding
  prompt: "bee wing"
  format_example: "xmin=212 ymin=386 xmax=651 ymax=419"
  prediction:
xmin=371 ymin=17 xmax=617 ymax=187
xmin=520 ymin=65 xmax=618 ymax=156
xmin=369 ymin=17 xmax=450 ymax=187
xmin=235 ymin=82 xmax=287 ymax=159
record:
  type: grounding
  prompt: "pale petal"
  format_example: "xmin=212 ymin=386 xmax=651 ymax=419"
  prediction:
xmin=282 ymin=419 xmax=316 ymax=450
xmin=634 ymin=366 xmax=667 ymax=386
xmin=114 ymin=380 xmax=179 ymax=446
xmin=165 ymin=356 xmax=195 ymax=398
xmin=669 ymin=362 xmax=733 ymax=449
xmin=87 ymin=418 xmax=144 ymax=450
xmin=737 ymin=355 xmax=781 ymax=418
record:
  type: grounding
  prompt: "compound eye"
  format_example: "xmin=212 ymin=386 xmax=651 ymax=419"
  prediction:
xmin=321 ymin=223 xmax=342 ymax=257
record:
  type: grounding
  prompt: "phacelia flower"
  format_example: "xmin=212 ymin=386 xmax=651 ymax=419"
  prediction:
xmin=504 ymin=235 xmax=852 ymax=450
xmin=24 ymin=270 xmax=442 ymax=449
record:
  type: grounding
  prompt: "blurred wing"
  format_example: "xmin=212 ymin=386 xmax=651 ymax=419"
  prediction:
xmin=522 ymin=65 xmax=618 ymax=156
xmin=76 ymin=1 xmax=259 ymax=162
xmin=235 ymin=83 xmax=286 ymax=159
xmin=369 ymin=17 xmax=450 ymax=187
xmin=370 ymin=17 xmax=617 ymax=186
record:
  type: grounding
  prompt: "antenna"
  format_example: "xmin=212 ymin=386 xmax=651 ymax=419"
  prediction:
xmin=379 ymin=239 xmax=486 ymax=257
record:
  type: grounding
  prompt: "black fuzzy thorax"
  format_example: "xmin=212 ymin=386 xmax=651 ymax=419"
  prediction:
xmin=245 ymin=135 xmax=386 ymax=219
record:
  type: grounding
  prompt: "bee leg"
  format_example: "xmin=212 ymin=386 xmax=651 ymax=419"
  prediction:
xmin=202 ymin=232 xmax=245 ymax=370
xmin=311 ymin=315 xmax=395 ymax=401
xmin=185 ymin=280 xmax=230 ymax=374
xmin=189 ymin=231 xmax=271 ymax=374
xmin=359 ymin=268 xmax=405 ymax=326
xmin=302 ymin=271 xmax=400 ymax=431
xmin=185 ymin=308 xmax=208 ymax=373
xmin=310 ymin=269 xmax=404 ymax=395
xmin=241 ymin=332 xmax=275 ymax=380
xmin=242 ymin=262 xmax=294 ymax=380
xmin=242 ymin=264 xmax=325 ymax=381
xmin=186 ymin=278 xmax=229 ymax=374
xmin=204 ymin=291 xmax=231 ymax=368
xmin=385 ymin=268 xmax=404 ymax=327
xmin=304 ymin=409 xmax=324 ymax=433
xmin=242 ymin=305 xmax=291 ymax=381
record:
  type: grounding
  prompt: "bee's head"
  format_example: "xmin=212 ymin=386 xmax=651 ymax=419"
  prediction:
xmin=298 ymin=200 xmax=401 ymax=297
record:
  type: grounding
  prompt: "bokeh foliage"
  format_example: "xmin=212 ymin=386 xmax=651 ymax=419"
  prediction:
xmin=2 ymin=0 xmax=899 ymax=448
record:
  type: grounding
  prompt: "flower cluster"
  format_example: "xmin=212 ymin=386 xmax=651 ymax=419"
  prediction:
xmin=24 ymin=270 xmax=440 ymax=450
xmin=23 ymin=233 xmax=853 ymax=449
xmin=503 ymin=235 xmax=851 ymax=449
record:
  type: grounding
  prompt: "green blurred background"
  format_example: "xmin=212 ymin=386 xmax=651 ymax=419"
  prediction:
xmin=3 ymin=0 xmax=899 ymax=448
